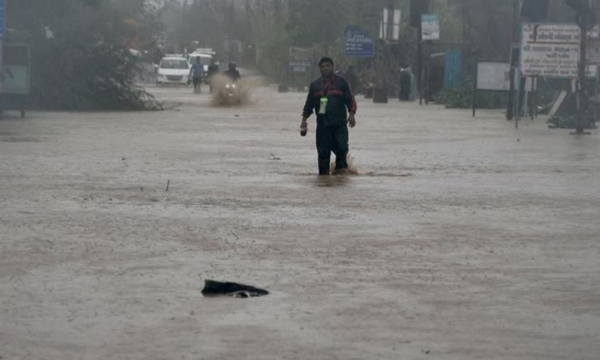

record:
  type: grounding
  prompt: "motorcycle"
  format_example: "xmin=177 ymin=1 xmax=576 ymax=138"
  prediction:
xmin=217 ymin=81 xmax=241 ymax=105
xmin=210 ymin=74 xmax=248 ymax=106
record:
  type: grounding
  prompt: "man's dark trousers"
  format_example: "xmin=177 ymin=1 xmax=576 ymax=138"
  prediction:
xmin=316 ymin=117 xmax=349 ymax=175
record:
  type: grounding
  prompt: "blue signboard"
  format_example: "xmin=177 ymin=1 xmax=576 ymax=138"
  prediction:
xmin=344 ymin=26 xmax=374 ymax=58
xmin=444 ymin=50 xmax=463 ymax=88
xmin=0 ymin=0 xmax=5 ymax=38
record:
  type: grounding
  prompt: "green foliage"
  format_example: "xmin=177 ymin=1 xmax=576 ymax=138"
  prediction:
xmin=7 ymin=0 xmax=161 ymax=110
xmin=435 ymin=88 xmax=470 ymax=109
xmin=547 ymin=114 xmax=597 ymax=130
xmin=436 ymin=78 xmax=507 ymax=109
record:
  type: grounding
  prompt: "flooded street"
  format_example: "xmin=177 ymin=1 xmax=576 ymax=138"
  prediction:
xmin=1 ymin=86 xmax=599 ymax=360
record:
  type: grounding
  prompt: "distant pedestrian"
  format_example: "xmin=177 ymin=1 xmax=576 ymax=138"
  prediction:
xmin=301 ymin=57 xmax=357 ymax=176
xmin=399 ymin=65 xmax=412 ymax=101
xmin=207 ymin=59 xmax=219 ymax=93
xmin=190 ymin=57 xmax=203 ymax=93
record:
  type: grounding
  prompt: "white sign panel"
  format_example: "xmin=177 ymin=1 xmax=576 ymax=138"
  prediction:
xmin=521 ymin=23 xmax=597 ymax=78
xmin=421 ymin=14 xmax=440 ymax=41
xmin=380 ymin=9 xmax=401 ymax=40
xmin=477 ymin=62 xmax=511 ymax=91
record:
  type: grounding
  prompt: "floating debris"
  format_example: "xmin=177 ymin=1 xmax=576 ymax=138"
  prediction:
xmin=201 ymin=280 xmax=269 ymax=298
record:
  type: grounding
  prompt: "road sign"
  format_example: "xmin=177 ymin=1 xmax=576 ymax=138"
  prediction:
xmin=588 ymin=37 xmax=600 ymax=66
xmin=521 ymin=23 xmax=598 ymax=78
xmin=288 ymin=60 xmax=312 ymax=73
xmin=344 ymin=26 xmax=375 ymax=58
xmin=421 ymin=14 xmax=440 ymax=41
xmin=0 ymin=0 xmax=6 ymax=38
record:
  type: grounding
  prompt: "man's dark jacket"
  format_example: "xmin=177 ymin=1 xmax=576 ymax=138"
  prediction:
xmin=303 ymin=75 xmax=357 ymax=127
xmin=224 ymin=69 xmax=241 ymax=82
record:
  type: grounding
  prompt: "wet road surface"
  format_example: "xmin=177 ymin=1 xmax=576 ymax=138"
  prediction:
xmin=1 ymin=86 xmax=599 ymax=360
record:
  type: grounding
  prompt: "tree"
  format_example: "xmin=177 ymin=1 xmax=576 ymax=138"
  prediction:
xmin=6 ymin=0 xmax=161 ymax=110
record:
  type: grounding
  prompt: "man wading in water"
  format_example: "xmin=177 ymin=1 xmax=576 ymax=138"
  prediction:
xmin=301 ymin=57 xmax=357 ymax=175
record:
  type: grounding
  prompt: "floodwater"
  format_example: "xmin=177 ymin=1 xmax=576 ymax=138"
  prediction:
xmin=0 ymin=85 xmax=599 ymax=360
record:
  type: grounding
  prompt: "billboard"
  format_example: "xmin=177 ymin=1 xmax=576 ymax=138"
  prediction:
xmin=520 ymin=23 xmax=598 ymax=78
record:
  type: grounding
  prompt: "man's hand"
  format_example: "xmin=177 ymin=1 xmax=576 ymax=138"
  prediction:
xmin=300 ymin=118 xmax=308 ymax=136
xmin=348 ymin=114 xmax=356 ymax=128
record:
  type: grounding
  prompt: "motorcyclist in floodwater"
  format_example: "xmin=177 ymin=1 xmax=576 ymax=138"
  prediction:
xmin=301 ymin=57 xmax=357 ymax=176
xmin=223 ymin=62 xmax=241 ymax=82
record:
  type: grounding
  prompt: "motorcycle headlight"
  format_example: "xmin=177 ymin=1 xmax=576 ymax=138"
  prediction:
xmin=231 ymin=84 xmax=237 ymax=89
xmin=226 ymin=84 xmax=231 ymax=89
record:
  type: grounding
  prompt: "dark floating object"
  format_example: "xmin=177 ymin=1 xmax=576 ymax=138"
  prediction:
xmin=202 ymin=280 xmax=269 ymax=298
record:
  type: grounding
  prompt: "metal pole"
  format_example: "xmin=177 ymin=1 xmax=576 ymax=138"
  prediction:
xmin=0 ymin=0 xmax=5 ymax=96
xmin=507 ymin=0 xmax=519 ymax=120
xmin=565 ymin=0 xmax=596 ymax=134
xmin=424 ymin=40 xmax=431 ymax=105
xmin=523 ymin=78 xmax=529 ymax=119
xmin=387 ymin=0 xmax=394 ymax=41
xmin=418 ymin=24 xmax=423 ymax=105
xmin=473 ymin=59 xmax=478 ymax=117
xmin=530 ymin=77 xmax=535 ymax=120
xmin=0 ymin=39 xmax=3 ymax=96
xmin=385 ymin=0 xmax=394 ymax=95
xmin=515 ymin=66 xmax=522 ymax=128
xmin=533 ymin=77 xmax=539 ymax=119
xmin=595 ymin=56 xmax=599 ymax=124
xmin=576 ymin=23 xmax=587 ymax=134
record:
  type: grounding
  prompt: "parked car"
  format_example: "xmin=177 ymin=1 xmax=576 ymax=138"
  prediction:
xmin=156 ymin=57 xmax=190 ymax=86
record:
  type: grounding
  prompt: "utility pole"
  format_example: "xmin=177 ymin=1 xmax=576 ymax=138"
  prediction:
xmin=386 ymin=0 xmax=394 ymax=41
xmin=375 ymin=0 xmax=395 ymax=103
xmin=409 ymin=0 xmax=431 ymax=105
xmin=418 ymin=14 xmax=423 ymax=105
xmin=0 ymin=0 xmax=4 ymax=95
xmin=418 ymin=1 xmax=432 ymax=105
xmin=576 ymin=17 xmax=588 ymax=134
xmin=385 ymin=0 xmax=394 ymax=92
xmin=566 ymin=0 xmax=597 ymax=134
xmin=507 ymin=0 xmax=519 ymax=120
